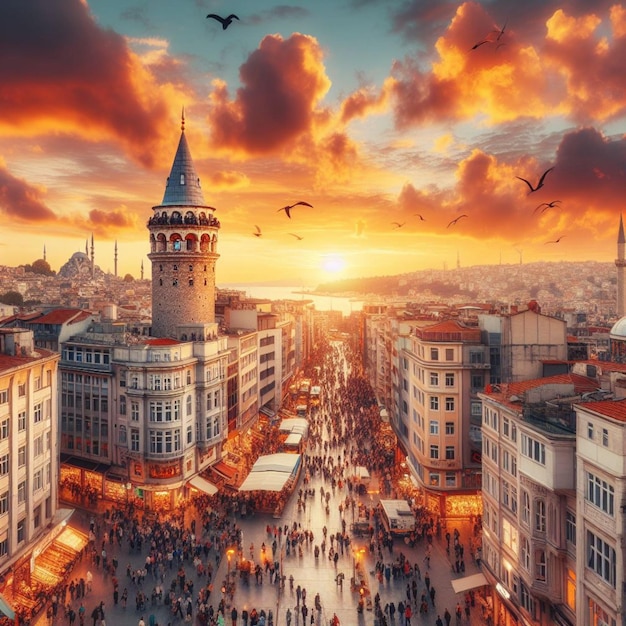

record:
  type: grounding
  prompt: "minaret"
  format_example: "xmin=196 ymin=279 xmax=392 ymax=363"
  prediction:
xmin=147 ymin=112 xmax=220 ymax=338
xmin=114 ymin=241 xmax=118 ymax=277
xmin=43 ymin=244 xmax=47 ymax=262
xmin=91 ymin=233 xmax=95 ymax=279
xmin=141 ymin=260 xmax=144 ymax=281
xmin=616 ymin=214 xmax=626 ymax=316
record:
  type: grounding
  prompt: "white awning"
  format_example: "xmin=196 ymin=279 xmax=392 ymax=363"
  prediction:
xmin=188 ymin=475 xmax=218 ymax=495
xmin=0 ymin=592 xmax=14 ymax=619
xmin=239 ymin=471 xmax=293 ymax=492
xmin=284 ymin=433 xmax=302 ymax=446
xmin=451 ymin=573 xmax=488 ymax=594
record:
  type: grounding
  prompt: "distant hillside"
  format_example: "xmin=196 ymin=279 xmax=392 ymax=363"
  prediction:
xmin=315 ymin=261 xmax=615 ymax=306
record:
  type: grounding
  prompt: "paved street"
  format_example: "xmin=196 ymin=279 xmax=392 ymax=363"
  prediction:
xmin=37 ymin=343 xmax=490 ymax=626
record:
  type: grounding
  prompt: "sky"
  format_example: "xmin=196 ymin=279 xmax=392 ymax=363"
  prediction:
xmin=1 ymin=0 xmax=626 ymax=286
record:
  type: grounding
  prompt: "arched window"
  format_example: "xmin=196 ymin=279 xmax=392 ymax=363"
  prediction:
xmin=159 ymin=264 xmax=163 ymax=272
xmin=180 ymin=174 xmax=185 ymax=185
xmin=189 ymin=278 xmax=194 ymax=286
xmin=159 ymin=278 xmax=163 ymax=286
xmin=521 ymin=537 xmax=530 ymax=570
xmin=189 ymin=265 xmax=193 ymax=272
xmin=535 ymin=550 xmax=546 ymax=581
xmin=535 ymin=499 xmax=546 ymax=532
xmin=173 ymin=278 xmax=178 ymax=287
xmin=173 ymin=264 xmax=178 ymax=271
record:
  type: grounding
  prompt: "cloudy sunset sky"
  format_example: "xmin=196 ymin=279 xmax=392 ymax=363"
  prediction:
xmin=1 ymin=0 xmax=625 ymax=284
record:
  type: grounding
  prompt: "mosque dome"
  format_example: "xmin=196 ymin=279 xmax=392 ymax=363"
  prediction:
xmin=609 ymin=317 xmax=626 ymax=340
xmin=58 ymin=251 xmax=103 ymax=279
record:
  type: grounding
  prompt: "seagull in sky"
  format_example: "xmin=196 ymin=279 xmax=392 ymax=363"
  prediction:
xmin=414 ymin=213 xmax=426 ymax=221
xmin=516 ymin=167 xmax=554 ymax=194
xmin=288 ymin=233 xmax=303 ymax=240
xmin=253 ymin=225 xmax=262 ymax=237
xmin=447 ymin=215 xmax=468 ymax=228
xmin=495 ymin=19 xmax=507 ymax=41
xmin=206 ymin=13 xmax=239 ymax=30
xmin=392 ymin=222 xmax=406 ymax=229
xmin=470 ymin=39 xmax=492 ymax=50
xmin=545 ymin=235 xmax=566 ymax=244
xmin=277 ymin=201 xmax=313 ymax=219
xmin=533 ymin=200 xmax=562 ymax=214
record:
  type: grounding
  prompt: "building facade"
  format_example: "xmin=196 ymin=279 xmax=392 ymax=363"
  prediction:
xmin=0 ymin=329 xmax=61 ymax=618
xmin=59 ymin=120 xmax=231 ymax=509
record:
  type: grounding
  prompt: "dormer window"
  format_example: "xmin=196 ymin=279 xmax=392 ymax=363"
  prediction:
xmin=180 ymin=174 xmax=185 ymax=185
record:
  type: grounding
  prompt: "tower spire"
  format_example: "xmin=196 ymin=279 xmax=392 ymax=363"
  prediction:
xmin=181 ymin=106 xmax=185 ymax=132
xmin=114 ymin=240 xmax=118 ymax=278
xmin=616 ymin=214 xmax=626 ymax=316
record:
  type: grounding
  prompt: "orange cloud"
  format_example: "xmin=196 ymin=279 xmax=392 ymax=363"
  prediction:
xmin=0 ymin=0 xmax=184 ymax=167
xmin=386 ymin=2 xmax=626 ymax=129
xmin=0 ymin=164 xmax=57 ymax=223
xmin=206 ymin=33 xmax=332 ymax=156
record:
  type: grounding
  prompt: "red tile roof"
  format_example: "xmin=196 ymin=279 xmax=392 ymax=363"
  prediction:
xmin=26 ymin=309 xmax=91 ymax=325
xmin=577 ymin=398 xmax=626 ymax=423
xmin=483 ymin=373 xmax=599 ymax=410
xmin=144 ymin=338 xmax=180 ymax=345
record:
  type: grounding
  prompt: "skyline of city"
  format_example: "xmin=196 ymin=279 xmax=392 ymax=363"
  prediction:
xmin=1 ymin=0 xmax=626 ymax=283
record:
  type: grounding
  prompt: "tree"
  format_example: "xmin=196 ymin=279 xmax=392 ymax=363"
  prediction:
xmin=123 ymin=273 xmax=134 ymax=282
xmin=0 ymin=291 xmax=24 ymax=306
xmin=24 ymin=259 xmax=55 ymax=276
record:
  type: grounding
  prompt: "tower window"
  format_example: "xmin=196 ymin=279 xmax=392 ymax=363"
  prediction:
xmin=189 ymin=278 xmax=194 ymax=286
xmin=159 ymin=278 xmax=163 ymax=286
xmin=173 ymin=264 xmax=178 ymax=271
xmin=173 ymin=279 xmax=178 ymax=287
xmin=159 ymin=264 xmax=163 ymax=272
xmin=204 ymin=279 xmax=207 ymax=286
xmin=180 ymin=174 xmax=185 ymax=185
xmin=204 ymin=265 xmax=207 ymax=271
xmin=189 ymin=265 xmax=193 ymax=271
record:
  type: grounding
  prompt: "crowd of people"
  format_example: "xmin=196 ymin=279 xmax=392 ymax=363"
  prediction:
xmin=16 ymin=337 xmax=488 ymax=626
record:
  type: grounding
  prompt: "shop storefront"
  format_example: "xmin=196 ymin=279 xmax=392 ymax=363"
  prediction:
xmin=0 ymin=511 xmax=87 ymax=626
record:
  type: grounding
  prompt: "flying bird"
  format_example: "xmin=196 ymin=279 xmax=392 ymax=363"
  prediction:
xmin=206 ymin=13 xmax=239 ymax=30
xmin=545 ymin=235 xmax=566 ymax=244
xmin=447 ymin=215 xmax=468 ymax=228
xmin=392 ymin=222 xmax=406 ymax=229
xmin=414 ymin=214 xmax=426 ymax=221
xmin=470 ymin=39 xmax=491 ymax=50
xmin=252 ymin=225 xmax=262 ymax=238
xmin=516 ymin=167 xmax=554 ymax=194
xmin=277 ymin=201 xmax=313 ymax=219
xmin=288 ymin=233 xmax=303 ymax=240
xmin=533 ymin=200 xmax=562 ymax=214
xmin=495 ymin=20 xmax=507 ymax=41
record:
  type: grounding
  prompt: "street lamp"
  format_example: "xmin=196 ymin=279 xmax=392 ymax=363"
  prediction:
xmin=227 ymin=548 xmax=235 ymax=575
xmin=352 ymin=547 xmax=365 ymax=588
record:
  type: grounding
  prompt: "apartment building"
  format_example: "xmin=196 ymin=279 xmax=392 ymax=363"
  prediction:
xmin=478 ymin=374 xmax=599 ymax=626
xmin=0 ymin=328 xmax=61 ymax=618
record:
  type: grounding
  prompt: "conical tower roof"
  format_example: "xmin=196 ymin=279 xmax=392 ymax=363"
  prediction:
xmin=619 ymin=213 xmax=625 ymax=245
xmin=161 ymin=116 xmax=206 ymax=206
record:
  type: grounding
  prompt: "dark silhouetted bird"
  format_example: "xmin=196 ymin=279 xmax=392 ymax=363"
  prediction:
xmin=545 ymin=235 xmax=566 ymax=244
xmin=253 ymin=225 xmax=262 ymax=237
xmin=470 ymin=39 xmax=491 ymax=50
xmin=206 ymin=13 xmax=239 ymax=30
xmin=414 ymin=214 xmax=425 ymax=221
xmin=447 ymin=215 xmax=468 ymax=228
xmin=392 ymin=222 xmax=405 ymax=229
xmin=288 ymin=233 xmax=303 ymax=240
xmin=516 ymin=167 xmax=554 ymax=194
xmin=534 ymin=200 xmax=561 ymax=214
xmin=277 ymin=201 xmax=313 ymax=219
